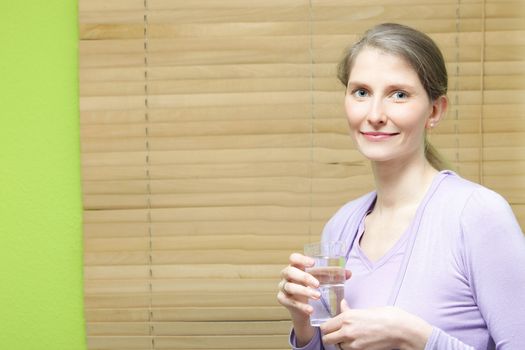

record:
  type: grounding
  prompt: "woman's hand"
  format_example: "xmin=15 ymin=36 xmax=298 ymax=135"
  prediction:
xmin=277 ymin=253 xmax=352 ymax=347
xmin=320 ymin=300 xmax=432 ymax=350
xmin=276 ymin=252 xmax=321 ymax=346
xmin=277 ymin=253 xmax=352 ymax=317
xmin=277 ymin=252 xmax=321 ymax=319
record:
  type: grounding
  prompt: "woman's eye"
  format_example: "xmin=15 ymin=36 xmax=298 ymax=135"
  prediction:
xmin=392 ymin=91 xmax=408 ymax=100
xmin=352 ymin=89 xmax=368 ymax=98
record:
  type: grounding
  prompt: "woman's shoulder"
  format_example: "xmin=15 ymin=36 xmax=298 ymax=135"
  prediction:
xmin=440 ymin=170 xmax=511 ymax=213
xmin=440 ymin=170 xmax=520 ymax=233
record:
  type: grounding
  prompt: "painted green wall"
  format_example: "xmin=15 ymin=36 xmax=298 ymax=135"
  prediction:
xmin=0 ymin=0 xmax=86 ymax=349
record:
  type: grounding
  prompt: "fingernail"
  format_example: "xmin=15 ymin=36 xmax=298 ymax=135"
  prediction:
xmin=312 ymin=291 xmax=321 ymax=299
xmin=305 ymin=256 xmax=315 ymax=266
xmin=310 ymin=277 xmax=319 ymax=287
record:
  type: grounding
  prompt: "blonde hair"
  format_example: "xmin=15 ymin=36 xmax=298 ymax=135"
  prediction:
xmin=337 ymin=23 xmax=449 ymax=170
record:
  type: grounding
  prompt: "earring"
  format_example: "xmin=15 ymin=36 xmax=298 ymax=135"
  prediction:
xmin=430 ymin=121 xmax=435 ymax=128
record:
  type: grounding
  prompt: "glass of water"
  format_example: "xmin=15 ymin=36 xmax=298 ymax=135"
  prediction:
xmin=304 ymin=241 xmax=346 ymax=326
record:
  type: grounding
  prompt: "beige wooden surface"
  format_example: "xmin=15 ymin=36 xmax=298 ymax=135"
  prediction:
xmin=80 ymin=0 xmax=525 ymax=349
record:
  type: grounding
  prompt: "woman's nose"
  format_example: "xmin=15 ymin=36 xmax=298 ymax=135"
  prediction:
xmin=367 ymin=98 xmax=387 ymax=125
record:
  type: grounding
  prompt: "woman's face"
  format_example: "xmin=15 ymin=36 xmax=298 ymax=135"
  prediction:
xmin=344 ymin=47 xmax=438 ymax=165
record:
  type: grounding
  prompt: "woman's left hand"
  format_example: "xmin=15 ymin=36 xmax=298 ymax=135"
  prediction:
xmin=320 ymin=300 xmax=432 ymax=350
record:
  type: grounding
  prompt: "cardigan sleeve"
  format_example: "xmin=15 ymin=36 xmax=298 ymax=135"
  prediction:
xmin=424 ymin=328 xmax=475 ymax=350
xmin=289 ymin=327 xmax=324 ymax=350
xmin=289 ymin=327 xmax=341 ymax=350
xmin=459 ymin=188 xmax=525 ymax=349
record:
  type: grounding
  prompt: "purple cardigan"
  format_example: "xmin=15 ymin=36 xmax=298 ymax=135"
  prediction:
xmin=291 ymin=171 xmax=525 ymax=349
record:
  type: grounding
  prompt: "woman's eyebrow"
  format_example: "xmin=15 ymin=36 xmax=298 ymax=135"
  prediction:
xmin=347 ymin=81 xmax=416 ymax=91
xmin=346 ymin=81 xmax=371 ymax=91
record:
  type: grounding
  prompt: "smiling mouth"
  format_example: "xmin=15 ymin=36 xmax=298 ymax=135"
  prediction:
xmin=361 ymin=132 xmax=399 ymax=136
xmin=360 ymin=131 xmax=400 ymax=140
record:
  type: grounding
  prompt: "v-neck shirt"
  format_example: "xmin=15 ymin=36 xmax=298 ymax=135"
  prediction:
xmin=345 ymin=209 xmax=411 ymax=309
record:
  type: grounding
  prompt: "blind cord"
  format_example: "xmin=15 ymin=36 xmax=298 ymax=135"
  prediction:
xmin=143 ymin=0 xmax=155 ymax=348
xmin=479 ymin=0 xmax=486 ymax=185
xmin=308 ymin=0 xmax=315 ymax=244
xmin=455 ymin=0 xmax=461 ymax=173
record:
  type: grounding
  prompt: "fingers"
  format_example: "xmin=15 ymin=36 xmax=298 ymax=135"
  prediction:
xmin=279 ymin=277 xmax=320 ymax=299
xmin=320 ymin=303 xmax=350 ymax=336
xmin=276 ymin=290 xmax=314 ymax=315
xmin=276 ymin=252 xmax=321 ymax=315
xmin=278 ymin=265 xmax=320 ymax=306
xmin=277 ymin=279 xmax=288 ymax=295
xmin=321 ymin=316 xmax=354 ymax=347
xmin=276 ymin=278 xmax=318 ymax=315
xmin=281 ymin=252 xmax=319 ymax=290
xmin=289 ymin=252 xmax=315 ymax=269
xmin=320 ymin=303 xmax=356 ymax=346
xmin=319 ymin=313 xmax=342 ymax=336
xmin=281 ymin=265 xmax=319 ymax=289
xmin=340 ymin=299 xmax=350 ymax=312
xmin=321 ymin=325 xmax=346 ymax=346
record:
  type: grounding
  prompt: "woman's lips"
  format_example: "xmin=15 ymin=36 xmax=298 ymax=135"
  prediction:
xmin=360 ymin=131 xmax=400 ymax=141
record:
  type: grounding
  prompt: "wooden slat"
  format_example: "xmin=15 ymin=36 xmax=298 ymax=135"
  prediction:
xmin=83 ymin=220 xmax=319 ymax=237
xmin=85 ymin=291 xmax=282 ymax=308
xmin=87 ymin=335 xmax=288 ymax=350
xmin=80 ymin=64 xmax=313 ymax=83
xmin=81 ymin=120 xmax=313 ymax=137
xmin=84 ymin=249 xmax=293 ymax=266
xmin=84 ymin=235 xmax=305 ymax=252
xmin=85 ymin=264 xmax=282 ymax=279
xmin=85 ymin=306 xmax=290 ymax=322
xmin=84 ymin=279 xmax=281 ymax=294
xmin=80 ymin=91 xmax=313 ymax=110
xmin=87 ymin=320 xmax=291 ymax=336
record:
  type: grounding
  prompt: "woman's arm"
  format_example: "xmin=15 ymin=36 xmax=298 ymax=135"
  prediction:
xmin=424 ymin=328 xmax=475 ymax=350
xmin=460 ymin=189 xmax=525 ymax=348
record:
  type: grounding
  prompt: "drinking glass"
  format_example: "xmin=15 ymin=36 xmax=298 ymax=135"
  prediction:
xmin=304 ymin=241 xmax=346 ymax=326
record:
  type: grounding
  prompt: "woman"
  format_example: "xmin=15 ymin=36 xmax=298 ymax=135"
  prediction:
xmin=277 ymin=23 xmax=525 ymax=349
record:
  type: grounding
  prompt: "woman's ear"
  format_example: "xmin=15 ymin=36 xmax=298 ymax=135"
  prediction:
xmin=427 ymin=95 xmax=448 ymax=129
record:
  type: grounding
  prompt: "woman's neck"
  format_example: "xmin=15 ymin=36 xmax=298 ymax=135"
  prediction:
xmin=371 ymin=157 xmax=438 ymax=214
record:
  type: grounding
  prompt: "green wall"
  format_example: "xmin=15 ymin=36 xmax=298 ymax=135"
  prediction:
xmin=0 ymin=0 xmax=86 ymax=349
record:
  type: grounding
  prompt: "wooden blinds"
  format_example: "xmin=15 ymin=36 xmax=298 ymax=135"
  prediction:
xmin=79 ymin=1 xmax=525 ymax=349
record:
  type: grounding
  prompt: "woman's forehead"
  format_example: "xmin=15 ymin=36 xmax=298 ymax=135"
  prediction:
xmin=350 ymin=48 xmax=416 ymax=76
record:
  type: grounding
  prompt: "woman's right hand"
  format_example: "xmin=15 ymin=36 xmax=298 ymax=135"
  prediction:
xmin=277 ymin=252 xmax=352 ymax=347
xmin=277 ymin=252 xmax=321 ymax=320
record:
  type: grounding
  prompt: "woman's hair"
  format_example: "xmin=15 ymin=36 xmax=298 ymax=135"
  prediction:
xmin=337 ymin=23 xmax=449 ymax=170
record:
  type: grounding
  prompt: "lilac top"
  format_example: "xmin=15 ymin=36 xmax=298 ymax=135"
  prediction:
xmin=345 ymin=211 xmax=409 ymax=309
xmin=291 ymin=171 xmax=525 ymax=349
